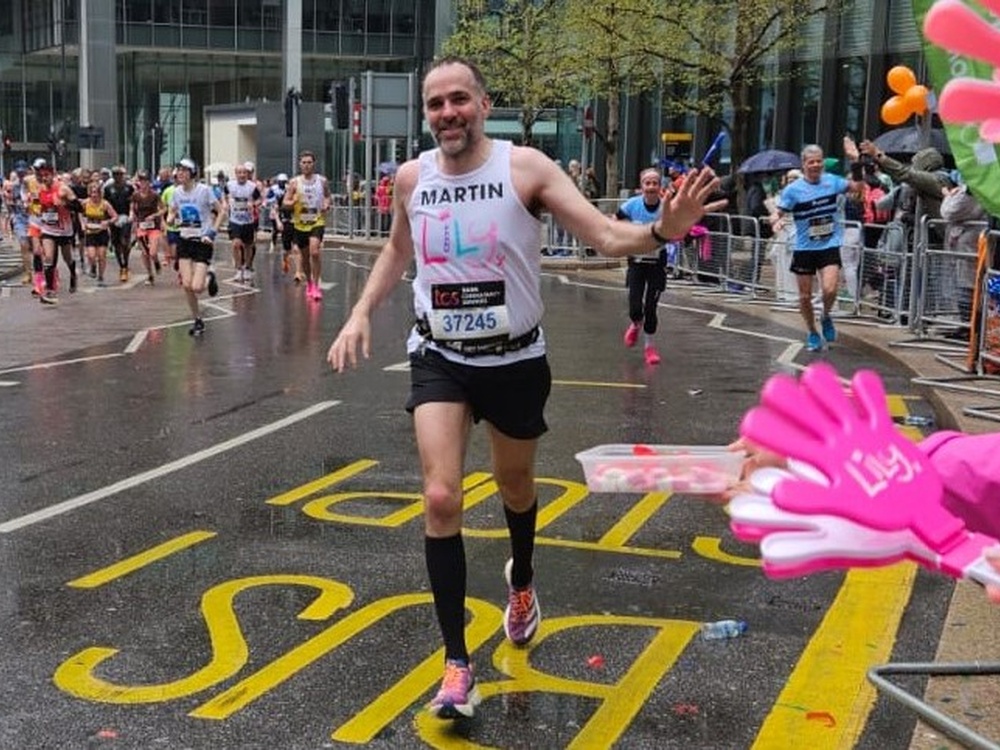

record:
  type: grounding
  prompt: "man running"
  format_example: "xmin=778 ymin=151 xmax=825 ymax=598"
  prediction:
xmin=224 ymin=163 xmax=262 ymax=283
xmin=774 ymin=145 xmax=862 ymax=352
xmin=35 ymin=160 xmax=78 ymax=303
xmin=282 ymin=150 xmax=331 ymax=300
xmin=166 ymin=158 xmax=225 ymax=335
xmin=326 ymin=56 xmax=725 ymax=721
xmin=104 ymin=165 xmax=135 ymax=282
xmin=131 ymin=170 xmax=165 ymax=285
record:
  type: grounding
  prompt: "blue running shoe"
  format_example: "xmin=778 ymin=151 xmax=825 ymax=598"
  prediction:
xmin=806 ymin=332 xmax=823 ymax=352
xmin=821 ymin=315 xmax=836 ymax=343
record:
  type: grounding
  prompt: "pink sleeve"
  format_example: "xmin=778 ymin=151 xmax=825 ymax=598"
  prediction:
xmin=920 ymin=431 xmax=1000 ymax=538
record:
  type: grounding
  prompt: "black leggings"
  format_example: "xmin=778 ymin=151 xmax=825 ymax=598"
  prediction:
xmin=626 ymin=261 xmax=667 ymax=334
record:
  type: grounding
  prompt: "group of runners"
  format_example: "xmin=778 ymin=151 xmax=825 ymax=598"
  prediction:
xmin=1 ymin=151 xmax=332 ymax=326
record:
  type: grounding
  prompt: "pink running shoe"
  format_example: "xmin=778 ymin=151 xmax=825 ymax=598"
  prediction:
xmin=427 ymin=659 xmax=480 ymax=719
xmin=644 ymin=345 xmax=661 ymax=365
xmin=624 ymin=322 xmax=640 ymax=348
xmin=503 ymin=558 xmax=541 ymax=646
xmin=311 ymin=281 xmax=323 ymax=300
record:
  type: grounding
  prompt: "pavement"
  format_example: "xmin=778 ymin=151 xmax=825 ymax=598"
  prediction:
xmin=3 ymin=235 xmax=1000 ymax=748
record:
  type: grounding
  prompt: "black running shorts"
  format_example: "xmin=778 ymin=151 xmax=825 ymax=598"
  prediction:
xmin=177 ymin=237 xmax=214 ymax=265
xmin=790 ymin=247 xmax=842 ymax=275
xmin=406 ymin=348 xmax=551 ymax=440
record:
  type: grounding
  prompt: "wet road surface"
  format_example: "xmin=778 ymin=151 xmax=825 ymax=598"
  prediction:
xmin=0 ymin=244 xmax=952 ymax=749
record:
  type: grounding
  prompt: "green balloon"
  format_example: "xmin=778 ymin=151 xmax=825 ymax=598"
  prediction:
xmin=913 ymin=0 xmax=1000 ymax=218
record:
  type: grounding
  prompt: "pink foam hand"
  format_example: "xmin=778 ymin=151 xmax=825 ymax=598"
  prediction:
xmin=924 ymin=0 xmax=1000 ymax=70
xmin=729 ymin=468 xmax=938 ymax=579
xmin=938 ymin=79 xmax=1000 ymax=123
xmin=739 ymin=363 xmax=960 ymax=550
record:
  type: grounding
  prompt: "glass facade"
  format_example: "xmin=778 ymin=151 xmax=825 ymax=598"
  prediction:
xmin=0 ymin=0 xmax=436 ymax=172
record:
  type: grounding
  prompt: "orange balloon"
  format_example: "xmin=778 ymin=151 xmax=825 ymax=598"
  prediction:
xmin=887 ymin=65 xmax=917 ymax=95
xmin=904 ymin=84 xmax=929 ymax=115
xmin=881 ymin=95 xmax=911 ymax=126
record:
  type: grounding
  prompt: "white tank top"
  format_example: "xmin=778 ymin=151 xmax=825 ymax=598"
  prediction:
xmin=226 ymin=179 xmax=258 ymax=226
xmin=405 ymin=140 xmax=547 ymax=366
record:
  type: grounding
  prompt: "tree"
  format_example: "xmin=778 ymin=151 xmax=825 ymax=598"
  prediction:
xmin=442 ymin=0 xmax=577 ymax=147
xmin=562 ymin=0 xmax=672 ymax=196
xmin=640 ymin=0 xmax=835 ymax=173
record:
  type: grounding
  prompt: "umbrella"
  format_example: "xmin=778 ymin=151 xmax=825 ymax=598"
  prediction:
xmin=737 ymin=149 xmax=801 ymax=175
xmin=872 ymin=126 xmax=950 ymax=156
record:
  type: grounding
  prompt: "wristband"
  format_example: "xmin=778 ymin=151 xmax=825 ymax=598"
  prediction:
xmin=650 ymin=223 xmax=669 ymax=244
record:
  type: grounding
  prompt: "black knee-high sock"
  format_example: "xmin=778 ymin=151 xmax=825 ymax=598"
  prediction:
xmin=504 ymin=500 xmax=538 ymax=589
xmin=425 ymin=534 xmax=468 ymax=662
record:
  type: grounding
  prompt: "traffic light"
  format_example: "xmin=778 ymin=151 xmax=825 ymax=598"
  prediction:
xmin=2 ymin=134 xmax=11 ymax=153
xmin=333 ymin=82 xmax=349 ymax=130
xmin=284 ymin=88 xmax=300 ymax=138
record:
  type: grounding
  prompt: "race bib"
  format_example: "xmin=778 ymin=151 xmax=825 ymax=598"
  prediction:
xmin=140 ymin=220 xmax=156 ymax=230
xmin=299 ymin=211 xmax=318 ymax=224
xmin=86 ymin=222 xmax=103 ymax=232
xmin=808 ymin=216 xmax=834 ymax=240
xmin=41 ymin=211 xmax=59 ymax=226
xmin=427 ymin=281 xmax=511 ymax=341
xmin=179 ymin=226 xmax=201 ymax=238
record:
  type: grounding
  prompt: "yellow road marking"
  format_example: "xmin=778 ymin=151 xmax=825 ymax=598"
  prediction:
xmin=67 ymin=530 xmax=218 ymax=589
xmin=752 ymin=561 xmax=917 ymax=748
xmin=599 ymin=491 xmax=672 ymax=547
xmin=266 ymin=460 xmax=379 ymax=506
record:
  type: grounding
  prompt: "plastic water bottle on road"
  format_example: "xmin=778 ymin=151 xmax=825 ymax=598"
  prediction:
xmin=700 ymin=619 xmax=748 ymax=640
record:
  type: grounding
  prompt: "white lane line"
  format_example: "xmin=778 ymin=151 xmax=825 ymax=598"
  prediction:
xmin=125 ymin=330 xmax=148 ymax=354
xmin=0 ymin=352 xmax=125 ymax=376
xmin=0 ymin=400 xmax=340 ymax=534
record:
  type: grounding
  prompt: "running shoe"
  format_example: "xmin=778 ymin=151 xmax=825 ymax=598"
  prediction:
xmin=427 ymin=659 xmax=480 ymax=719
xmin=503 ymin=558 xmax=541 ymax=646
xmin=188 ymin=317 xmax=205 ymax=337
xmin=623 ymin=322 xmax=640 ymax=348
xmin=643 ymin=345 xmax=661 ymax=366
xmin=145 ymin=274 xmax=155 ymax=286
xmin=39 ymin=291 xmax=58 ymax=305
xmin=311 ymin=281 xmax=323 ymax=300
xmin=207 ymin=270 xmax=219 ymax=297
xmin=806 ymin=331 xmax=823 ymax=352
xmin=820 ymin=315 xmax=837 ymax=344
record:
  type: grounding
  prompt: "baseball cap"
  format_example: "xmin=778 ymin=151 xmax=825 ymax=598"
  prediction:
xmin=243 ymin=161 xmax=255 ymax=172
xmin=14 ymin=159 xmax=28 ymax=173
xmin=176 ymin=157 xmax=198 ymax=175
xmin=276 ymin=173 xmax=288 ymax=182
